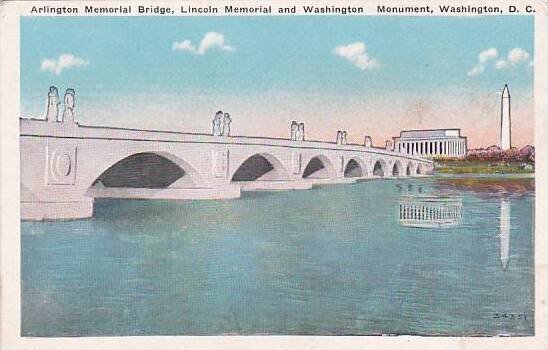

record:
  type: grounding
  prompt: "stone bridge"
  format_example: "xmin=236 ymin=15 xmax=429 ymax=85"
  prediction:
xmin=20 ymin=119 xmax=433 ymax=220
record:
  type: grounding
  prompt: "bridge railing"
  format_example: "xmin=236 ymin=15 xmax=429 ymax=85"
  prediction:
xmin=20 ymin=118 xmax=433 ymax=164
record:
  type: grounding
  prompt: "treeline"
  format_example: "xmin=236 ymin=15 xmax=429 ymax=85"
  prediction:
xmin=438 ymin=145 xmax=535 ymax=163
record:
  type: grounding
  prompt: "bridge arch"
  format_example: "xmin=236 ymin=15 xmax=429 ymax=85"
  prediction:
xmin=416 ymin=163 xmax=424 ymax=175
xmin=372 ymin=158 xmax=387 ymax=177
xmin=231 ymin=153 xmax=290 ymax=182
xmin=90 ymin=151 xmax=206 ymax=189
xmin=344 ymin=157 xmax=368 ymax=178
xmin=392 ymin=160 xmax=404 ymax=177
xmin=302 ymin=154 xmax=337 ymax=179
xmin=406 ymin=162 xmax=415 ymax=176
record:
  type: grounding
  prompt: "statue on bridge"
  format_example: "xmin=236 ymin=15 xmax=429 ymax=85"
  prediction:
xmin=291 ymin=121 xmax=305 ymax=141
xmin=364 ymin=136 xmax=372 ymax=148
xmin=62 ymin=88 xmax=76 ymax=123
xmin=337 ymin=130 xmax=348 ymax=145
xmin=222 ymin=113 xmax=232 ymax=136
xmin=212 ymin=111 xmax=223 ymax=136
xmin=290 ymin=121 xmax=298 ymax=140
xmin=295 ymin=123 xmax=302 ymax=141
xmin=45 ymin=86 xmax=60 ymax=122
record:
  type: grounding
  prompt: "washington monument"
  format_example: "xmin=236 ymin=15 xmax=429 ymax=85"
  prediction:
xmin=500 ymin=84 xmax=511 ymax=150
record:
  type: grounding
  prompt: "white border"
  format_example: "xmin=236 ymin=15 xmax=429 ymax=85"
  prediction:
xmin=1 ymin=1 xmax=547 ymax=349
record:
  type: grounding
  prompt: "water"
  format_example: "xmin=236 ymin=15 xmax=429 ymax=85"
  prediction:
xmin=21 ymin=176 xmax=535 ymax=336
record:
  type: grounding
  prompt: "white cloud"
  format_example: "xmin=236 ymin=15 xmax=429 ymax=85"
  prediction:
xmin=333 ymin=42 xmax=380 ymax=70
xmin=507 ymin=47 xmax=530 ymax=64
xmin=495 ymin=59 xmax=510 ymax=69
xmin=468 ymin=47 xmax=532 ymax=75
xmin=40 ymin=54 xmax=89 ymax=75
xmin=171 ymin=40 xmax=194 ymax=52
xmin=467 ymin=65 xmax=484 ymax=77
xmin=467 ymin=48 xmax=497 ymax=76
xmin=478 ymin=48 xmax=498 ymax=63
xmin=198 ymin=32 xmax=234 ymax=54
xmin=172 ymin=31 xmax=235 ymax=55
xmin=495 ymin=48 xmax=532 ymax=69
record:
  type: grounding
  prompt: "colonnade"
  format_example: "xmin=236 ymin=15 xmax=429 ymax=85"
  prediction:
xmin=396 ymin=139 xmax=466 ymax=157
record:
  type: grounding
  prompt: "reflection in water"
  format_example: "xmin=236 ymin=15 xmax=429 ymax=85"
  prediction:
xmin=434 ymin=177 xmax=534 ymax=198
xmin=500 ymin=198 xmax=510 ymax=270
xmin=433 ymin=177 xmax=534 ymax=271
xmin=399 ymin=195 xmax=463 ymax=228
xmin=21 ymin=177 xmax=534 ymax=336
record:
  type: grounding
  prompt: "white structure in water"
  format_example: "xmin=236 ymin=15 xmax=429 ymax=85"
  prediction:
xmin=399 ymin=196 xmax=463 ymax=228
xmin=393 ymin=129 xmax=467 ymax=158
xmin=500 ymin=84 xmax=512 ymax=150
xmin=500 ymin=198 xmax=511 ymax=270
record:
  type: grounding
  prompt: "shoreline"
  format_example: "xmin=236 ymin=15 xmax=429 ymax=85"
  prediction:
xmin=433 ymin=172 xmax=534 ymax=179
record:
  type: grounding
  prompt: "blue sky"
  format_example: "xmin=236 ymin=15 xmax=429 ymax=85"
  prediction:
xmin=21 ymin=16 xmax=534 ymax=147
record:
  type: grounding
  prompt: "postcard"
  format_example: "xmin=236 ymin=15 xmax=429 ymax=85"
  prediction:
xmin=1 ymin=0 xmax=547 ymax=349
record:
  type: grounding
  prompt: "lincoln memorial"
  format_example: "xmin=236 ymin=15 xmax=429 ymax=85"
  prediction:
xmin=393 ymin=129 xmax=467 ymax=158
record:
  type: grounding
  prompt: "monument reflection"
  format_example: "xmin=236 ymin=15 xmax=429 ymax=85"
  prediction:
xmin=499 ymin=197 xmax=510 ymax=270
xmin=398 ymin=186 xmax=513 ymax=271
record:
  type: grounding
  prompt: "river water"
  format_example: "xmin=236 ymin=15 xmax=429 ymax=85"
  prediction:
xmin=21 ymin=176 xmax=534 ymax=336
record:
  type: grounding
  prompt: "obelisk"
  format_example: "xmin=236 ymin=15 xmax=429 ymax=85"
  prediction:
xmin=500 ymin=84 xmax=511 ymax=150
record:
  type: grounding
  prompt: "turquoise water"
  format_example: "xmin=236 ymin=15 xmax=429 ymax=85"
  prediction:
xmin=21 ymin=176 xmax=534 ymax=336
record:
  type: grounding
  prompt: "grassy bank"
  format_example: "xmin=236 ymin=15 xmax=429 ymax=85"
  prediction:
xmin=434 ymin=160 xmax=534 ymax=174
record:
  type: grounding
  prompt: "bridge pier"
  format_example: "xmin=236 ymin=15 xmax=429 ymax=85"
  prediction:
xmin=21 ymin=199 xmax=94 ymax=221
xmin=87 ymin=185 xmax=241 ymax=201
xmin=21 ymin=184 xmax=243 ymax=220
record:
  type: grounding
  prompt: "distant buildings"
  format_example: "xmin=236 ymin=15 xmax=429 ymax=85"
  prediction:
xmin=391 ymin=84 xmax=514 ymax=158
xmin=393 ymin=129 xmax=467 ymax=158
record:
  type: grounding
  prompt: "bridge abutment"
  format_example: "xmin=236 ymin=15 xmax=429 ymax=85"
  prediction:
xmin=21 ymin=199 xmax=94 ymax=221
xmin=87 ymin=185 xmax=241 ymax=201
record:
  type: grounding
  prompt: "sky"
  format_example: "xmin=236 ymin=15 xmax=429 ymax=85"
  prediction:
xmin=20 ymin=16 xmax=534 ymax=148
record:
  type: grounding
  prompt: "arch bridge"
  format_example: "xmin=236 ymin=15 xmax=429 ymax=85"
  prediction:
xmin=20 ymin=119 xmax=433 ymax=220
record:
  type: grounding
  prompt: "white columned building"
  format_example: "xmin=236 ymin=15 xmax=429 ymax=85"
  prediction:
xmin=393 ymin=129 xmax=467 ymax=158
